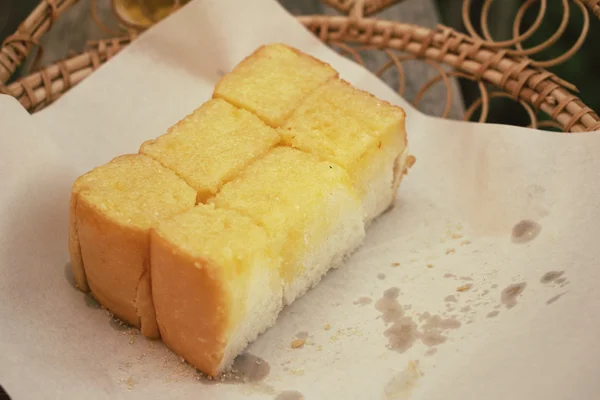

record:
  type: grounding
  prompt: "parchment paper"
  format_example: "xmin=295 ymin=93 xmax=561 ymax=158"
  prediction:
xmin=1 ymin=1 xmax=600 ymax=399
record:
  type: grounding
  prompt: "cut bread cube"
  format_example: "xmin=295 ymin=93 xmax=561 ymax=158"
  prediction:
xmin=151 ymin=204 xmax=282 ymax=376
xmin=140 ymin=99 xmax=279 ymax=203
xmin=213 ymin=43 xmax=338 ymax=127
xmin=278 ymin=78 xmax=408 ymax=224
xmin=69 ymin=154 xmax=196 ymax=337
xmin=211 ymin=147 xmax=365 ymax=305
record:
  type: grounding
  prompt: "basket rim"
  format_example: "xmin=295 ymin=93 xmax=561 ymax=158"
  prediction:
xmin=1 ymin=0 xmax=599 ymax=132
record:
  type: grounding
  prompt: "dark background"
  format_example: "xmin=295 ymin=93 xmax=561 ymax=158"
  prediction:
xmin=437 ymin=0 xmax=600 ymax=129
xmin=1 ymin=0 xmax=598 ymax=128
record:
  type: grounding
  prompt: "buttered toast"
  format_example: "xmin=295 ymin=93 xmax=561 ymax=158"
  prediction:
xmin=68 ymin=43 xmax=413 ymax=376
xmin=69 ymin=154 xmax=196 ymax=337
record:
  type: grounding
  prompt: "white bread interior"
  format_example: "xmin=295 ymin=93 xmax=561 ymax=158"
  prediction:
xmin=282 ymin=186 xmax=365 ymax=305
xmin=363 ymin=146 xmax=410 ymax=225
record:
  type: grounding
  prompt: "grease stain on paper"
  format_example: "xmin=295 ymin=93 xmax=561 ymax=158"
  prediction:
xmin=84 ymin=293 xmax=101 ymax=308
xmin=511 ymin=220 xmax=541 ymax=244
xmin=424 ymin=348 xmax=437 ymax=356
xmin=443 ymin=295 xmax=458 ymax=303
xmin=375 ymin=288 xmax=403 ymax=323
xmin=540 ymin=271 xmax=564 ymax=284
xmin=354 ymin=296 xmax=373 ymax=306
xmin=203 ymin=353 xmax=270 ymax=384
xmin=275 ymin=390 xmax=304 ymax=400
xmin=375 ymin=288 xmax=461 ymax=353
xmin=556 ymin=278 xmax=568 ymax=286
xmin=295 ymin=331 xmax=309 ymax=340
xmin=64 ymin=263 xmax=77 ymax=289
xmin=501 ymin=282 xmax=527 ymax=309
xmin=546 ymin=292 xmax=567 ymax=305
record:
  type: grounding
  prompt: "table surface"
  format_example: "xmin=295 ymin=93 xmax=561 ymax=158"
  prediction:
xmin=19 ymin=0 xmax=465 ymax=119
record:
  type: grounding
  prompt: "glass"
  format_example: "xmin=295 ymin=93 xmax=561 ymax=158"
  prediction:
xmin=112 ymin=0 xmax=192 ymax=29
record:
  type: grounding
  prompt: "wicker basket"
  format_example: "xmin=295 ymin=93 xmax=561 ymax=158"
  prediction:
xmin=1 ymin=0 xmax=599 ymax=132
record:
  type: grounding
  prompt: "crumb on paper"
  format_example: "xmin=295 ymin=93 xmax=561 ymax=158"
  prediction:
xmin=119 ymin=362 xmax=132 ymax=372
xmin=391 ymin=262 xmax=400 ymax=267
xmin=460 ymin=240 xmax=471 ymax=246
xmin=408 ymin=360 xmax=423 ymax=376
xmin=316 ymin=345 xmax=323 ymax=351
xmin=451 ymin=233 xmax=463 ymax=239
xmin=445 ymin=248 xmax=455 ymax=255
xmin=456 ymin=284 xmax=473 ymax=292
xmin=291 ymin=339 xmax=306 ymax=349
xmin=427 ymin=263 xmax=434 ymax=268
xmin=119 ymin=376 xmax=137 ymax=391
xmin=324 ymin=323 xmax=331 ymax=331
xmin=330 ymin=327 xmax=363 ymax=343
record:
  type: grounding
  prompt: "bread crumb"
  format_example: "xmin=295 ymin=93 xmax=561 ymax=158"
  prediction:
xmin=291 ymin=339 xmax=306 ymax=349
xmin=456 ymin=284 xmax=473 ymax=292
xmin=451 ymin=233 xmax=463 ymax=239
xmin=391 ymin=262 xmax=400 ymax=267
xmin=118 ymin=376 xmax=137 ymax=390
xmin=460 ymin=240 xmax=471 ymax=246
xmin=445 ymin=248 xmax=455 ymax=255
xmin=324 ymin=323 xmax=331 ymax=331
xmin=427 ymin=263 xmax=434 ymax=268
xmin=330 ymin=327 xmax=363 ymax=342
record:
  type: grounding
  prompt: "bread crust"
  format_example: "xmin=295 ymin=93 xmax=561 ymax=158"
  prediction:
xmin=68 ymin=191 xmax=88 ymax=292
xmin=76 ymin=196 xmax=153 ymax=331
xmin=151 ymin=230 xmax=229 ymax=376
